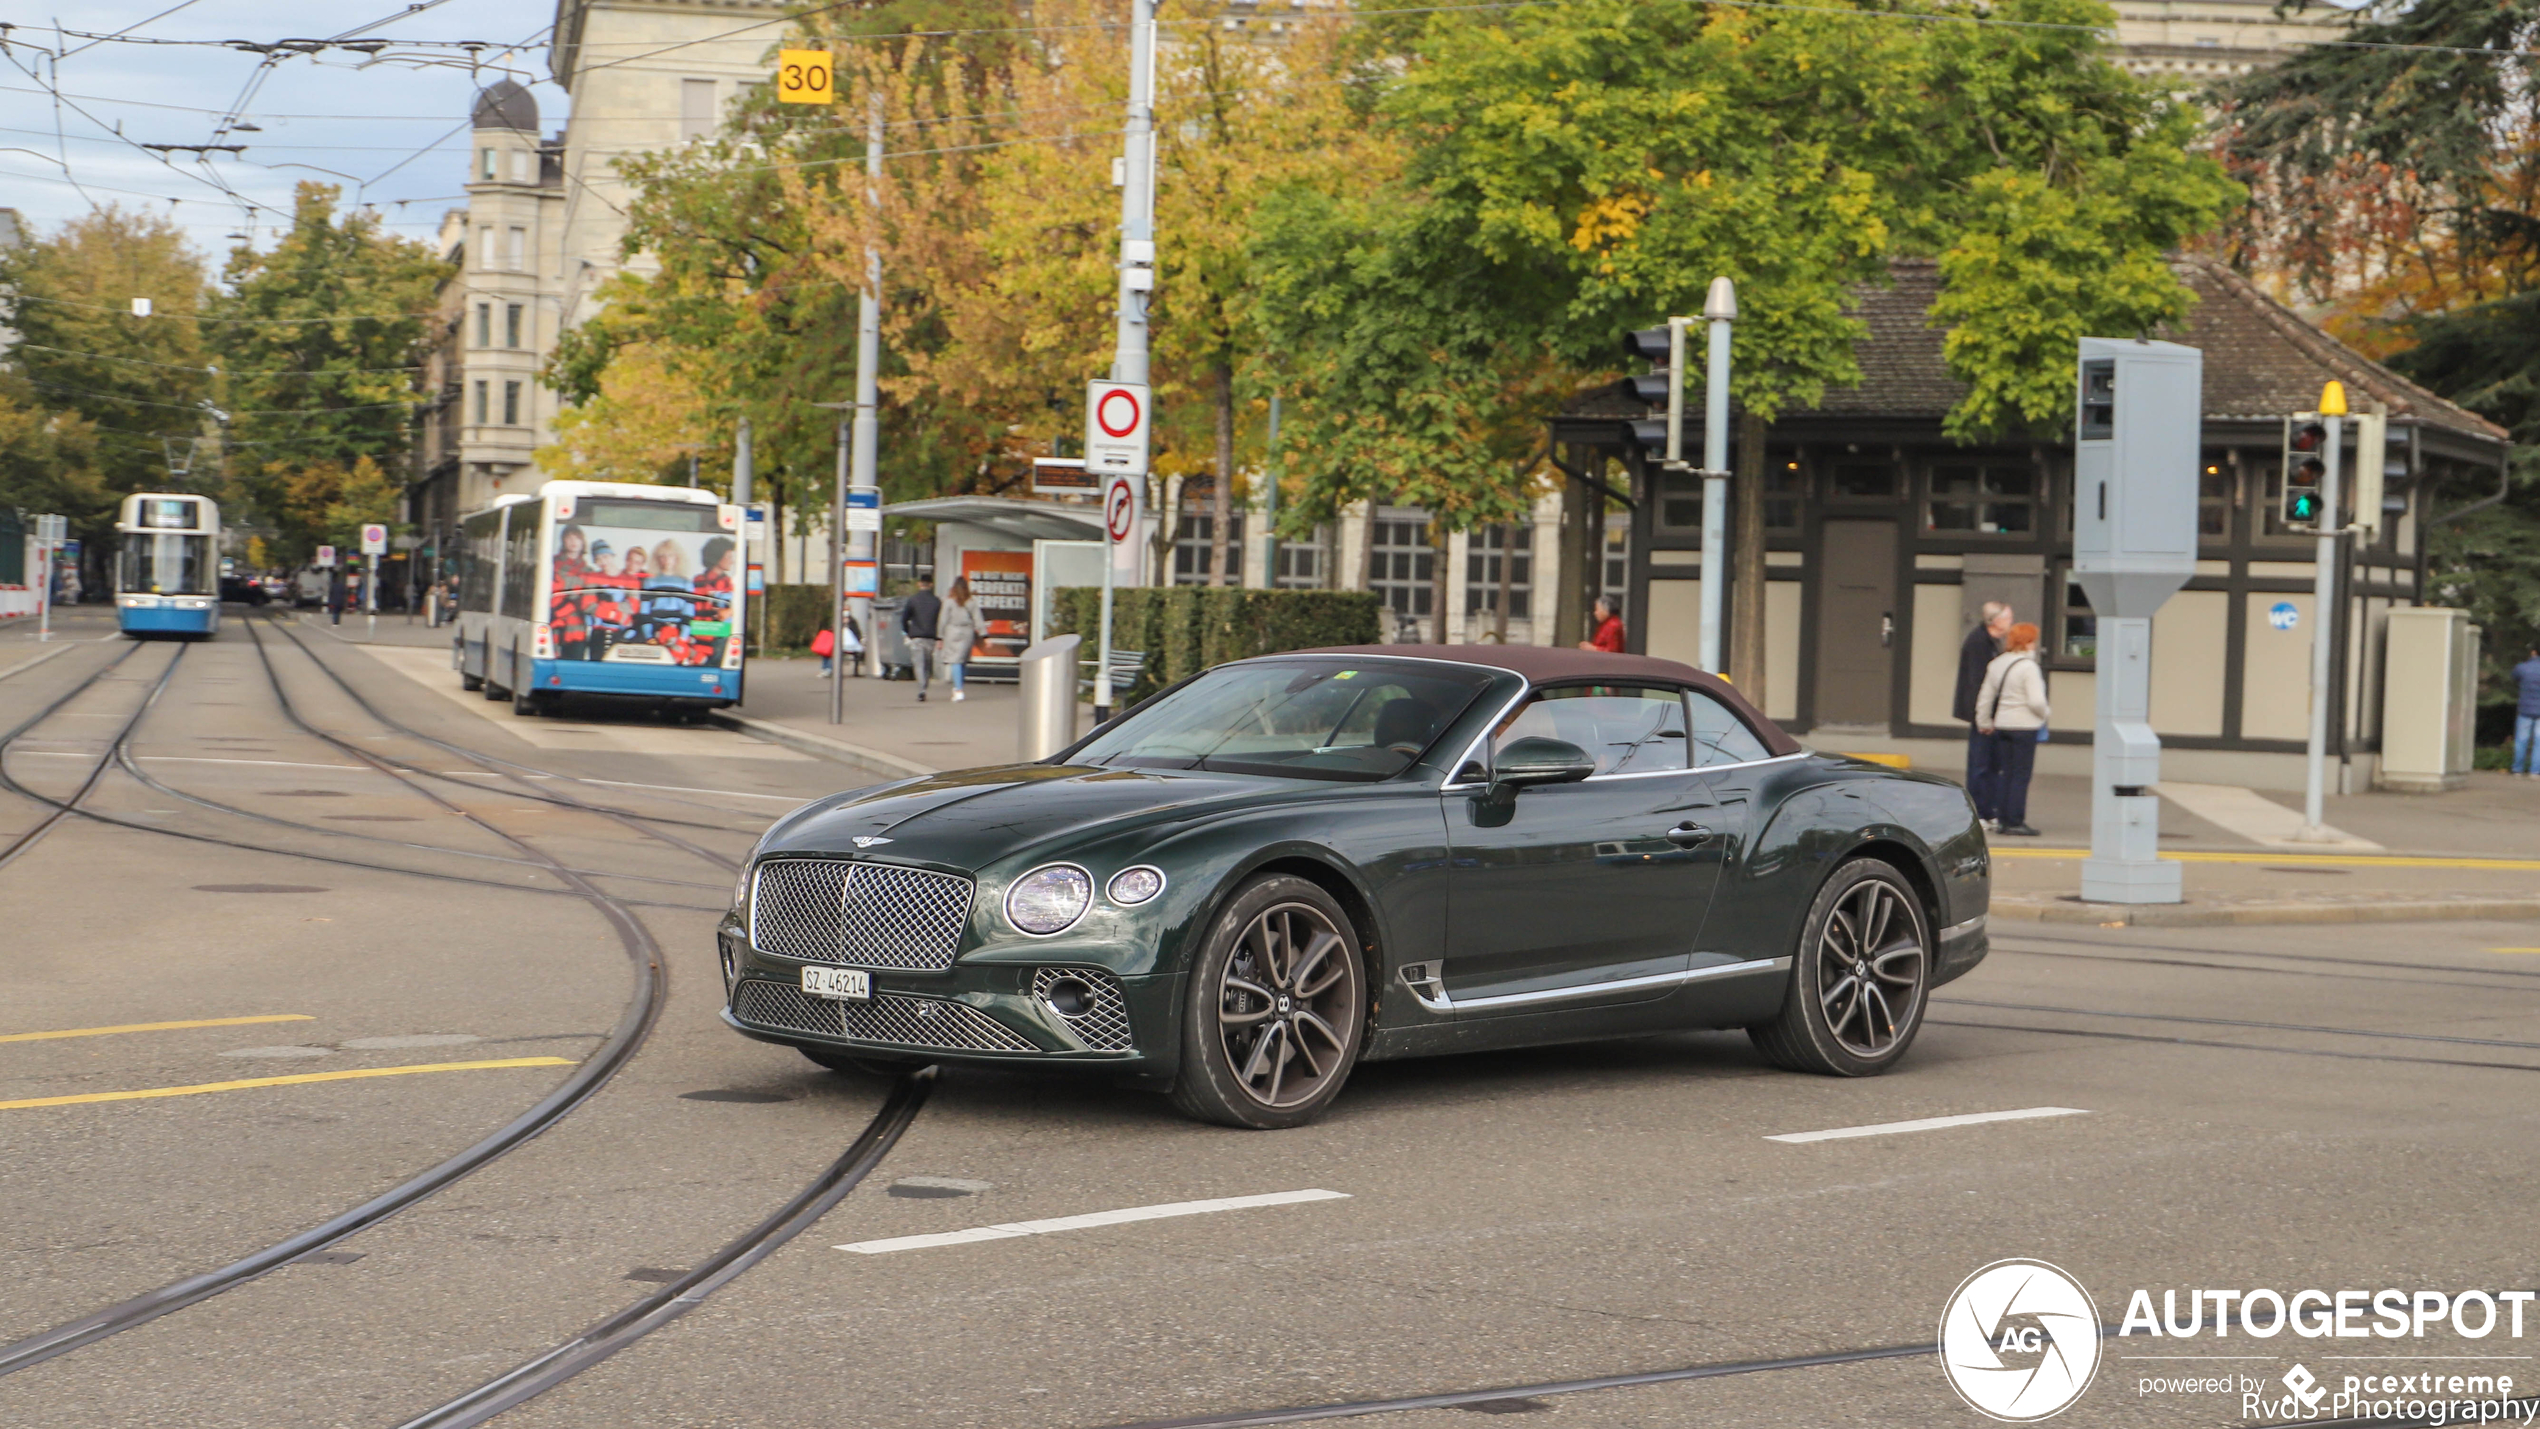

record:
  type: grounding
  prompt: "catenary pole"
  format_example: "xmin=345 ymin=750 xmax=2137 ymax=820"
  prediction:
xmin=847 ymin=90 xmax=885 ymax=712
xmin=1097 ymin=0 xmax=1158 ymax=722
xmin=1698 ymin=277 xmax=1736 ymax=673
xmin=2301 ymin=382 xmax=2346 ymax=836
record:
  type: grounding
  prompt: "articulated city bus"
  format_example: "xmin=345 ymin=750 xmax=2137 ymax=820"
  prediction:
xmin=453 ymin=481 xmax=744 ymax=717
xmin=115 ymin=492 xmax=223 ymax=639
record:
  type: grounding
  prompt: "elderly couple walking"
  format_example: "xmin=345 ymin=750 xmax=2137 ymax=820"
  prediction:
xmin=1955 ymin=600 xmax=2050 ymax=837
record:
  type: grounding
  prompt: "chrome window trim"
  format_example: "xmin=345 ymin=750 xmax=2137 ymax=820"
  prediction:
xmin=1397 ymin=955 xmax=1791 ymax=1013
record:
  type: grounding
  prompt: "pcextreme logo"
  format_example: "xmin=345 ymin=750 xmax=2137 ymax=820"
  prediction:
xmin=1940 ymin=1259 xmax=2104 ymax=1422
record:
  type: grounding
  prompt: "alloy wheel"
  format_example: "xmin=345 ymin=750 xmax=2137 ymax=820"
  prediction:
xmin=1813 ymin=877 xmax=1926 ymax=1058
xmin=1215 ymin=901 xmax=1360 ymax=1109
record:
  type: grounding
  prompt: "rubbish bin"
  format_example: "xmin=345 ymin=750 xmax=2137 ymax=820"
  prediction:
xmin=868 ymin=596 xmax=911 ymax=680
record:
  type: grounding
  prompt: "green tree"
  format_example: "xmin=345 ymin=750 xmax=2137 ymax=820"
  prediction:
xmin=1257 ymin=0 xmax=2238 ymax=531
xmin=209 ymin=182 xmax=448 ymax=560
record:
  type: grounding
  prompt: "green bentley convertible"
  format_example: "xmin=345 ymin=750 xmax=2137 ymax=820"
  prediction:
xmin=718 ymin=645 xmax=1989 ymax=1128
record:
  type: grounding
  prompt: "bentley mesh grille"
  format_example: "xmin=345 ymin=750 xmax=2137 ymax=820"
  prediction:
xmin=731 ymin=979 xmax=1037 ymax=1053
xmin=748 ymin=859 xmax=973 ymax=971
xmin=1031 ymin=966 xmax=1133 ymax=1052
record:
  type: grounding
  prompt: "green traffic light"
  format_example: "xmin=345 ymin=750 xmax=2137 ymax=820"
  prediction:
xmin=2288 ymin=494 xmax=2319 ymax=520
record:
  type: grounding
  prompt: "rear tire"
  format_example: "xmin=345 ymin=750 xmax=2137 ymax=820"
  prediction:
xmin=1749 ymin=857 xmax=1932 ymax=1077
xmin=513 ymin=686 xmax=540 ymax=717
xmin=460 ymin=673 xmax=484 ymax=692
xmin=799 ymin=1045 xmax=924 ymax=1078
xmin=1170 ymin=874 xmax=1366 ymax=1129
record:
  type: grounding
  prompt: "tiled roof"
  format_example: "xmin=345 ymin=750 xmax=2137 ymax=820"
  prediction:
xmin=1570 ymin=257 xmax=2507 ymax=444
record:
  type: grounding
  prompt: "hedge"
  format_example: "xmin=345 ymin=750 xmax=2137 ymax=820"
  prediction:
xmin=757 ymin=583 xmax=834 ymax=652
xmin=1048 ymin=586 xmax=1383 ymax=703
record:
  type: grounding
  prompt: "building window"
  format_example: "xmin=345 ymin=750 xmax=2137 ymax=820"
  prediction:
xmin=2057 ymin=572 xmax=2097 ymax=661
xmin=1654 ymin=471 xmax=1703 ymax=534
xmin=1600 ymin=518 xmax=1630 ymax=607
xmin=1368 ymin=515 xmax=1434 ymax=624
xmin=1171 ymin=508 xmax=1243 ymax=585
xmin=2200 ymin=457 xmax=2233 ymax=539
xmin=1766 ymin=457 xmax=1804 ymax=531
xmin=479 ymin=148 xmax=495 ymax=180
xmin=1272 ymin=528 xmax=1325 ymax=588
xmin=681 ymin=78 xmax=718 ymax=140
xmin=1926 ymin=462 xmax=2037 ymax=534
xmin=505 ymin=304 xmax=523 ymax=349
xmin=474 ymin=303 xmax=490 ymax=348
xmin=478 ymin=226 xmax=492 ymax=271
xmin=1829 ymin=462 xmax=1897 ymax=498
xmin=509 ymin=148 xmax=531 ymax=183
xmin=472 ymin=381 xmax=488 ymax=424
xmin=502 ymin=381 xmax=521 ymax=426
xmin=1465 ymin=523 xmax=1532 ymax=620
xmin=505 ymin=226 xmax=526 ymax=273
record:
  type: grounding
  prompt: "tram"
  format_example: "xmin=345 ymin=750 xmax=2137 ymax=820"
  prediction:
xmin=114 ymin=492 xmax=223 ymax=639
xmin=454 ymin=480 xmax=744 ymax=717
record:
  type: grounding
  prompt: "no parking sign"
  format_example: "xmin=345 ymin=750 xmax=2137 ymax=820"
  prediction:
xmin=360 ymin=524 xmax=388 ymax=557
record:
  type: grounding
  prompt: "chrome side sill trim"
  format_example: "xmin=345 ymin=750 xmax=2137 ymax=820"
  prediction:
xmin=1940 ymin=913 xmax=1988 ymax=942
xmin=1400 ymin=956 xmax=1792 ymax=1013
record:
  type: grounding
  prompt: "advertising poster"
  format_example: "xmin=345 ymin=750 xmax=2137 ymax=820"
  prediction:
xmin=960 ymin=548 xmax=1033 ymax=662
xmin=548 ymin=497 xmax=741 ymax=667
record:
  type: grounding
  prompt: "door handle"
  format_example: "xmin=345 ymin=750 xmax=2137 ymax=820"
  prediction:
xmin=1666 ymin=823 xmax=1714 ymax=846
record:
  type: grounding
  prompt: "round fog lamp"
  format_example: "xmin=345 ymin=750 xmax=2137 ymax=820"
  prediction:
xmin=1041 ymin=975 xmax=1095 ymax=1018
xmin=1006 ymin=865 xmax=1092 ymax=935
xmin=1107 ymin=866 xmax=1165 ymax=906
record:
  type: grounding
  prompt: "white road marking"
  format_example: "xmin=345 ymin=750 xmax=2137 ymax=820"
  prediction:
xmin=13 ymin=753 xmax=364 ymax=770
xmin=1765 ymin=1107 xmax=2088 ymax=1144
xmin=836 ymin=1188 xmax=1350 ymax=1256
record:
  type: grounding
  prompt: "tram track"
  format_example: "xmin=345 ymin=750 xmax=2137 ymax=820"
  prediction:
xmin=2 ymin=618 xmax=939 ymax=1429
xmin=0 ymin=640 xmax=162 ymax=872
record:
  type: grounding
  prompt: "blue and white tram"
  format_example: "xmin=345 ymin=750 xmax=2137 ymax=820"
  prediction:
xmin=454 ymin=481 xmax=745 ymax=716
xmin=115 ymin=492 xmax=223 ymax=639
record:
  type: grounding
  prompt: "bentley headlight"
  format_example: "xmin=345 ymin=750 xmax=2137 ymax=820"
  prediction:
xmin=1107 ymin=866 xmax=1165 ymax=906
xmin=1006 ymin=864 xmax=1092 ymax=935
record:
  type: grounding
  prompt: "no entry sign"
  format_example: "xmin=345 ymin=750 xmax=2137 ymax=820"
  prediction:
xmin=1085 ymin=380 xmax=1150 ymax=476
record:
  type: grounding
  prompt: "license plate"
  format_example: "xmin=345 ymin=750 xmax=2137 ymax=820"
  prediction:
xmin=801 ymin=966 xmax=870 ymax=1001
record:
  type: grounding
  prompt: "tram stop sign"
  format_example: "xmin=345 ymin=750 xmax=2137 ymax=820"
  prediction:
xmin=360 ymin=524 xmax=389 ymax=557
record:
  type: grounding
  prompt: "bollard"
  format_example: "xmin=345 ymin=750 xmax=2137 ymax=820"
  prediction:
xmin=1017 ymin=633 xmax=1082 ymax=761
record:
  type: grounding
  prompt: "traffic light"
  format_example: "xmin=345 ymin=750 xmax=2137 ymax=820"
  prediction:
xmin=1621 ymin=322 xmax=1686 ymax=464
xmin=2280 ymin=414 xmax=2328 ymax=531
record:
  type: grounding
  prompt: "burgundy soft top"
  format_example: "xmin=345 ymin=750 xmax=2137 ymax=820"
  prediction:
xmin=1279 ymin=644 xmax=1802 ymax=759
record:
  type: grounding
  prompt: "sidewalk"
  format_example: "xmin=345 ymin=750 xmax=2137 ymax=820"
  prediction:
xmin=718 ymin=655 xmax=1067 ymax=781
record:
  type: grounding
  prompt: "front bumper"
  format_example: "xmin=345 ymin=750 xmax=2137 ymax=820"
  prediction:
xmin=532 ymin=656 xmax=739 ymax=703
xmin=716 ymin=921 xmax=1181 ymax=1070
xmin=1934 ymin=911 xmax=1988 ymax=986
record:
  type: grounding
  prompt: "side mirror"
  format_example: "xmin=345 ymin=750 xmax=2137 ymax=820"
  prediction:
xmin=1492 ymin=736 xmax=1596 ymax=789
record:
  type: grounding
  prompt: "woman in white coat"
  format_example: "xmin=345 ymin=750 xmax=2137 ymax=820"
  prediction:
xmin=1973 ymin=621 xmax=2050 ymax=837
xmin=939 ymin=577 xmax=979 ymax=702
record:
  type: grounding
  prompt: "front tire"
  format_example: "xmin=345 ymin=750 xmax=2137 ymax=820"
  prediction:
xmin=1170 ymin=875 xmax=1367 ymax=1129
xmin=1749 ymin=857 xmax=1932 ymax=1077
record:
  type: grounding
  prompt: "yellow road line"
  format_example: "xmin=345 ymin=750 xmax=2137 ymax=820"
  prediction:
xmin=0 ymin=1014 xmax=315 ymax=1045
xmin=0 ymin=1057 xmax=575 ymax=1111
xmin=2488 ymin=948 xmax=2540 ymax=955
xmin=1992 ymin=847 xmax=2540 ymax=872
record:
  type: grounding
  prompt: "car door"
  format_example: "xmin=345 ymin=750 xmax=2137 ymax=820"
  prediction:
xmin=1442 ymin=684 xmax=1728 ymax=1014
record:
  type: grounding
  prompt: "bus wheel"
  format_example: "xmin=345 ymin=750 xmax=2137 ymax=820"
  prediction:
xmin=460 ymin=673 xmax=483 ymax=692
xmin=512 ymin=687 xmax=541 ymax=717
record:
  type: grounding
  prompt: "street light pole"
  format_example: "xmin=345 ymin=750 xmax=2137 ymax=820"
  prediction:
xmin=848 ymin=89 xmax=885 ymax=700
xmin=812 ymin=402 xmax=854 ymax=726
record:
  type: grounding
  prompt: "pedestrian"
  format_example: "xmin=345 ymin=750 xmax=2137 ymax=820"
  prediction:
xmin=840 ymin=614 xmax=864 ymax=678
xmin=1974 ymin=621 xmax=2050 ymax=837
xmin=939 ymin=577 xmax=978 ymax=702
xmin=812 ymin=625 xmax=836 ymax=678
xmin=2514 ymin=644 xmax=2540 ymax=777
xmin=901 ymin=573 xmax=942 ymax=702
xmin=326 ymin=566 xmax=347 ymax=625
xmin=1576 ymin=595 xmax=1626 ymax=653
xmin=1955 ymin=600 xmax=2014 ymax=827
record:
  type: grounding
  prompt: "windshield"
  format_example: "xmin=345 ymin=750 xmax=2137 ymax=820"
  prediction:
xmin=119 ymin=534 xmax=213 ymax=595
xmin=1070 ymin=659 xmax=1493 ymax=783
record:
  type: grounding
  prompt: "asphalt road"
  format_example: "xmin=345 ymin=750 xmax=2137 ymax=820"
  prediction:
xmin=4 ymin=607 xmax=2536 ymax=1429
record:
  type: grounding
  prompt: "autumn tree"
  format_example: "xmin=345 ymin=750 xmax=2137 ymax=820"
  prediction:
xmin=0 ymin=207 xmax=213 ymax=536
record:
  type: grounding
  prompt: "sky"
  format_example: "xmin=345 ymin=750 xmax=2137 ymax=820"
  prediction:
xmin=0 ymin=1 xmax=577 ymax=265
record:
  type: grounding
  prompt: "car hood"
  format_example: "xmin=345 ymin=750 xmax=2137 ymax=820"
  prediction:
xmin=760 ymin=763 xmax=1309 ymax=871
